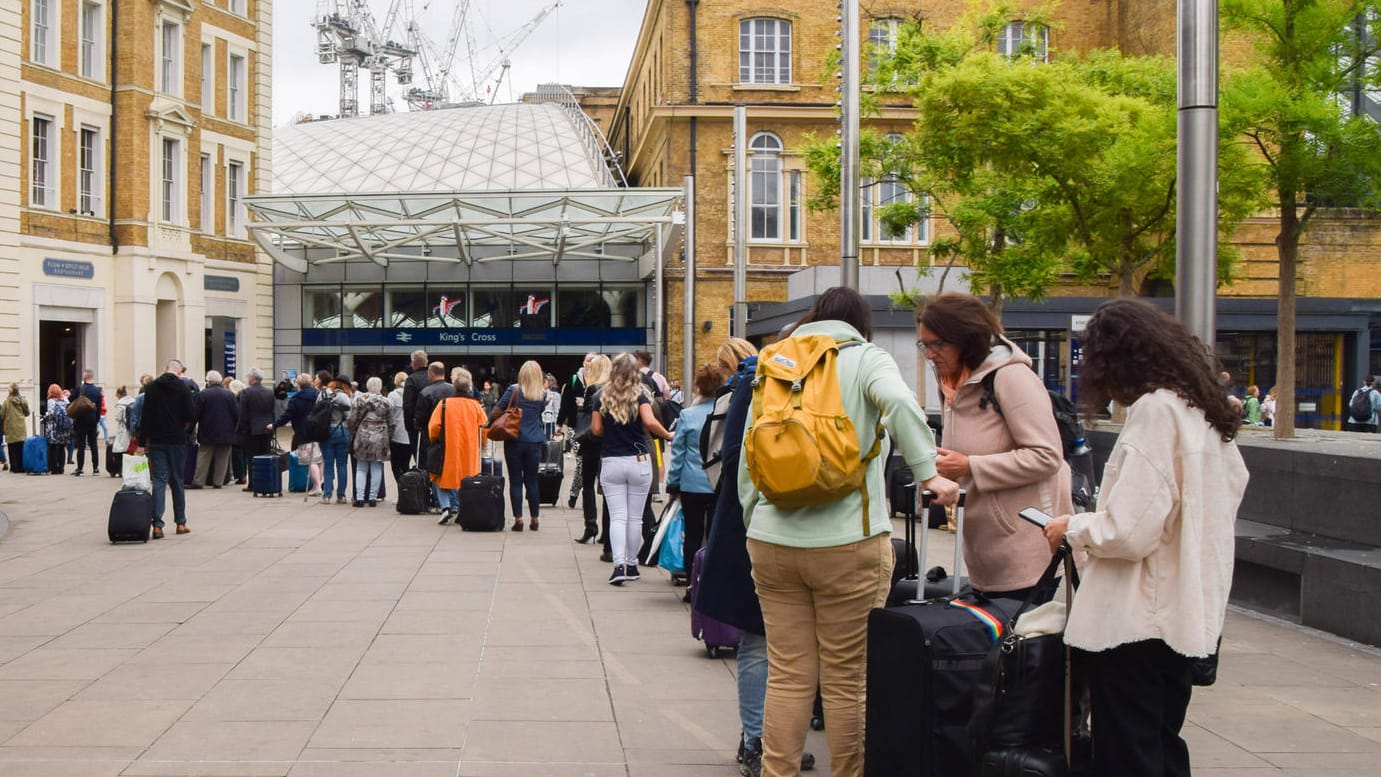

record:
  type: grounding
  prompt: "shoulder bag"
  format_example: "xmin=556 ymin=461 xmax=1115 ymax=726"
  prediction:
xmin=486 ymin=388 xmax=522 ymax=442
xmin=426 ymin=399 xmax=447 ymax=475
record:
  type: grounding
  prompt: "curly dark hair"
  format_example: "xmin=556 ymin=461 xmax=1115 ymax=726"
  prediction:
xmin=1078 ymin=299 xmax=1239 ymax=441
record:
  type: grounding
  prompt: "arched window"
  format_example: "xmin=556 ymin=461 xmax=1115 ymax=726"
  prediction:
xmin=740 ymin=18 xmax=792 ymax=85
xmin=998 ymin=21 xmax=1048 ymax=62
xmin=861 ymin=134 xmax=928 ymax=245
xmin=749 ymin=133 xmax=783 ymax=240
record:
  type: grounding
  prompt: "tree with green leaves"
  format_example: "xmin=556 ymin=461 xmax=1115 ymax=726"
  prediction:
xmin=1221 ymin=0 xmax=1381 ymax=438
xmin=806 ymin=6 xmax=1266 ymax=309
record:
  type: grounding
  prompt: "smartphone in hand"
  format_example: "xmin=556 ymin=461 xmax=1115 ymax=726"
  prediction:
xmin=1018 ymin=507 xmax=1054 ymax=530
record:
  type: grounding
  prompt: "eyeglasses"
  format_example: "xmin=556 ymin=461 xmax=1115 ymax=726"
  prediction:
xmin=916 ymin=338 xmax=949 ymax=353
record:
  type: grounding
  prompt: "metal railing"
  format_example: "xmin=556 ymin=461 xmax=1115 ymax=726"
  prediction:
xmin=531 ymin=83 xmax=628 ymax=188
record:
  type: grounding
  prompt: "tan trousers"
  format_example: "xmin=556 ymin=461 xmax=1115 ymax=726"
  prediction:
xmin=748 ymin=533 xmax=894 ymax=777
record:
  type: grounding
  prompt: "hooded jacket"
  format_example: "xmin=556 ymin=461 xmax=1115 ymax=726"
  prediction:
xmin=140 ymin=373 xmax=196 ymax=446
xmin=938 ymin=336 xmax=1074 ymax=592
xmin=739 ymin=320 xmax=940 ymax=549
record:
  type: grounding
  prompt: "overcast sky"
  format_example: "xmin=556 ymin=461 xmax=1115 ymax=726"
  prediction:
xmin=272 ymin=1 xmax=647 ymax=125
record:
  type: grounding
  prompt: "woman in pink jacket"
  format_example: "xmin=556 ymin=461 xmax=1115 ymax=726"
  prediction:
xmin=1044 ymin=299 xmax=1246 ymax=777
xmin=917 ymin=293 xmax=1073 ymax=600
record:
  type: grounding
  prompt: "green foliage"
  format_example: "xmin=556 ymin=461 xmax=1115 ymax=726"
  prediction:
xmin=802 ymin=1 xmax=1269 ymax=305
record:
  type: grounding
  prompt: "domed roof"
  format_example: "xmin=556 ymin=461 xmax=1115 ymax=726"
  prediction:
xmin=273 ymin=102 xmax=613 ymax=194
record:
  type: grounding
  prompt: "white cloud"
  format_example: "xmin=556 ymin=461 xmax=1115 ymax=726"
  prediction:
xmin=272 ymin=0 xmax=646 ymax=125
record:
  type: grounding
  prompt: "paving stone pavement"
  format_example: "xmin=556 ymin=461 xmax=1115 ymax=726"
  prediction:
xmin=0 ymin=462 xmax=1377 ymax=776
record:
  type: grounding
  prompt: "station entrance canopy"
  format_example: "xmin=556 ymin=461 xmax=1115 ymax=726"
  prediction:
xmin=245 ymin=187 xmax=685 ymax=276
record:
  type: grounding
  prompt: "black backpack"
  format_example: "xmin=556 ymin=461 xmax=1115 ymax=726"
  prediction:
xmin=303 ymin=393 xmax=336 ymax=443
xmin=980 ymin=367 xmax=1095 ymax=509
xmin=1349 ymin=387 xmax=1374 ymax=423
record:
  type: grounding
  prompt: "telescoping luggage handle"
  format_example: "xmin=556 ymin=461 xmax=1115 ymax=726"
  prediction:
xmin=918 ymin=488 xmax=967 ymax=598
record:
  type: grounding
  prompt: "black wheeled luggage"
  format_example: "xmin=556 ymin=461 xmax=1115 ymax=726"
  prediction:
xmin=106 ymin=442 xmax=122 ymax=478
xmin=396 ymin=469 xmax=430 ymax=515
xmin=250 ymin=454 xmax=283 ymax=497
xmin=977 ymin=748 xmax=1068 ymax=777
xmin=538 ymin=439 xmax=563 ymax=505
xmin=456 ymin=474 xmax=505 ymax=531
xmin=108 ymin=488 xmax=153 ymax=543
xmin=887 ymin=490 xmax=970 ymax=607
xmin=867 ymin=488 xmax=1018 ymax=777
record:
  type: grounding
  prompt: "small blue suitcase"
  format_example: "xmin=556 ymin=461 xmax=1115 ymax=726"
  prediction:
xmin=250 ymin=455 xmax=282 ymax=497
xmin=23 ymin=436 xmax=47 ymax=475
xmin=287 ymin=453 xmax=309 ymax=492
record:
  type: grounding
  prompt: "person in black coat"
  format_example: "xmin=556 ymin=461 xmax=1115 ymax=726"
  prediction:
xmin=400 ymin=349 xmax=431 ymax=461
xmin=269 ymin=374 xmax=318 ymax=448
xmin=190 ymin=371 xmax=238 ymax=488
xmin=694 ymin=354 xmax=814 ymax=773
xmin=71 ymin=370 xmax=103 ymax=476
xmin=236 ymin=368 xmax=277 ymax=489
xmin=141 ymin=362 xmax=197 ymax=537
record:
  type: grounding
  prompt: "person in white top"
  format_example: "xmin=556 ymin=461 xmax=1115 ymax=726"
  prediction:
xmin=1044 ymin=299 xmax=1248 ymax=777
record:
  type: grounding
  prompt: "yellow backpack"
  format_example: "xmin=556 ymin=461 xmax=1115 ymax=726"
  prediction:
xmin=744 ymin=335 xmax=883 ymax=514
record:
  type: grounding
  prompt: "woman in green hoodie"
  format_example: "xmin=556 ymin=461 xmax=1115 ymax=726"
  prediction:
xmin=2 ymin=384 xmax=30 ymax=472
xmin=740 ymin=287 xmax=959 ymax=777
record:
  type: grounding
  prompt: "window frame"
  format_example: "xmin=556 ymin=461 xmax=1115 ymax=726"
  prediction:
xmin=161 ymin=137 xmax=184 ymax=224
xmin=738 ymin=17 xmax=792 ymax=85
xmin=199 ymin=153 xmax=214 ymax=233
xmin=998 ymin=21 xmax=1049 ymax=62
xmin=160 ymin=20 xmax=183 ymax=96
xmin=31 ymin=0 xmax=56 ymax=66
xmin=748 ymin=132 xmax=784 ymax=242
xmin=226 ymin=160 xmax=244 ymax=237
xmin=30 ymin=115 xmax=56 ymax=209
xmin=79 ymin=1 xmax=104 ymax=80
xmin=201 ymin=43 xmax=214 ymax=113
xmin=78 ymin=126 xmax=101 ymax=216
xmin=867 ymin=17 xmax=901 ymax=75
xmin=227 ymin=52 xmax=247 ymax=122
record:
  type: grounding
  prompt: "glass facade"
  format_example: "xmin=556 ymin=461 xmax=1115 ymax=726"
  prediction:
xmin=304 ymin=284 xmax=644 ymax=331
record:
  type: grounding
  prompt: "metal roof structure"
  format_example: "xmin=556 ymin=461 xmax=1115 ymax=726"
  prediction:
xmin=247 ymin=96 xmax=681 ymax=273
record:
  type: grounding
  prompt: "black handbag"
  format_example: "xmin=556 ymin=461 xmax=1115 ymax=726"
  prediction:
xmin=969 ymin=545 xmax=1085 ymax=763
xmin=270 ymin=436 xmax=290 ymax=473
xmin=426 ymin=399 xmax=446 ymax=476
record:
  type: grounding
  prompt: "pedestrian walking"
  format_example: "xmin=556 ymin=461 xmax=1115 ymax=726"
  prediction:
xmin=591 ymin=353 xmax=675 ymax=583
xmin=1345 ymin=376 xmax=1380 ymax=432
xmin=140 ymin=361 xmax=197 ymax=538
xmin=489 ymin=361 xmax=554 ymax=531
xmin=1043 ymin=298 xmax=1248 ymax=777
xmin=70 ymin=370 xmax=102 ymax=476
xmin=347 ymin=376 xmax=393 ymax=507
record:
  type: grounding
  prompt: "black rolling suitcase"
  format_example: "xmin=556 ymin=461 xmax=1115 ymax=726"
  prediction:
xmin=108 ymin=489 xmax=153 ymax=543
xmin=106 ymin=442 xmax=122 ymax=478
xmin=887 ymin=489 xmax=970 ymax=607
xmin=866 ymin=489 xmax=1020 ymax=777
xmin=538 ymin=438 xmax=563 ymax=505
xmin=250 ymin=454 xmax=282 ymax=497
xmin=977 ymin=748 xmax=1068 ymax=777
xmin=456 ymin=474 xmax=505 ymax=531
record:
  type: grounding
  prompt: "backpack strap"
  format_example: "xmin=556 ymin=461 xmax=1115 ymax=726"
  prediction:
xmin=839 ymin=341 xmax=888 ymax=536
xmin=979 ymin=367 xmax=1005 ymax=418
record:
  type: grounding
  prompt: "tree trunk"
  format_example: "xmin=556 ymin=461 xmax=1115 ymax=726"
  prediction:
xmin=1274 ymin=200 xmax=1299 ymax=439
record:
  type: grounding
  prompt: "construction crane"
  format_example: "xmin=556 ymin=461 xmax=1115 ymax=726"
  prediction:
xmin=315 ymin=0 xmax=416 ymax=117
xmin=404 ymin=0 xmax=559 ymax=110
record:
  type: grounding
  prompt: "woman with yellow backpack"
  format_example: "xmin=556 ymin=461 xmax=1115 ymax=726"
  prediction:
xmin=740 ymin=287 xmax=959 ymax=777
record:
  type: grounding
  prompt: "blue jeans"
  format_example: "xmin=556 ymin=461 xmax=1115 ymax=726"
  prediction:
xmin=354 ymin=459 xmax=383 ymax=501
xmin=321 ymin=426 xmax=350 ymax=498
xmin=434 ymin=485 xmax=458 ymax=511
xmin=738 ymin=631 xmax=768 ymax=744
xmin=503 ymin=440 xmax=542 ymax=519
xmin=147 ymin=443 xmax=187 ymax=528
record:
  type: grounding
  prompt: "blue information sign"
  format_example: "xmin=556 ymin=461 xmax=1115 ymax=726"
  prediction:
xmin=42 ymin=258 xmax=95 ymax=279
xmin=301 ymin=327 xmax=647 ymax=349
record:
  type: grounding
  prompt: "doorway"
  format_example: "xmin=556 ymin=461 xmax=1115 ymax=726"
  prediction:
xmin=39 ymin=320 xmax=81 ymax=396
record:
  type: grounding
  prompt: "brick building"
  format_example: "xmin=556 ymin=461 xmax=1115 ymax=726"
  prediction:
xmin=4 ymin=0 xmax=273 ymax=407
xmin=600 ymin=0 xmax=1381 ymax=428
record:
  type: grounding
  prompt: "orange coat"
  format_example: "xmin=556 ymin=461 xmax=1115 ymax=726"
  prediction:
xmin=427 ymin=396 xmax=486 ymax=489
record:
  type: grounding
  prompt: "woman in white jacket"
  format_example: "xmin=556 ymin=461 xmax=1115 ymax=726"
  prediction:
xmin=1044 ymin=299 xmax=1248 ymax=777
